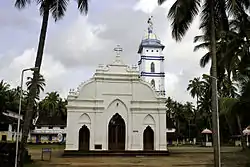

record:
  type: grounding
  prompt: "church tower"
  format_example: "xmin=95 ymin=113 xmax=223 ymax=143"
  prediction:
xmin=138 ymin=16 xmax=166 ymax=96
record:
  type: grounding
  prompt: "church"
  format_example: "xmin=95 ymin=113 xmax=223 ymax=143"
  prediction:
xmin=65 ymin=17 xmax=168 ymax=152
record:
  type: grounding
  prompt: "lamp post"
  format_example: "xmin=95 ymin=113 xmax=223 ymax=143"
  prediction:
xmin=15 ymin=67 xmax=38 ymax=167
xmin=204 ymin=74 xmax=221 ymax=167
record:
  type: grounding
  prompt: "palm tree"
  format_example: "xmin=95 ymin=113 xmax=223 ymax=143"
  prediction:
xmin=157 ymin=1 xmax=249 ymax=162
xmin=166 ymin=97 xmax=175 ymax=118
xmin=187 ymin=77 xmax=202 ymax=111
xmin=194 ymin=12 xmax=250 ymax=98
xmin=57 ymin=98 xmax=67 ymax=121
xmin=0 ymin=80 xmax=10 ymax=114
xmin=220 ymin=97 xmax=247 ymax=150
xmin=14 ymin=0 xmax=89 ymax=166
xmin=197 ymin=74 xmax=213 ymax=129
xmin=41 ymin=92 xmax=60 ymax=117
xmin=26 ymin=73 xmax=46 ymax=100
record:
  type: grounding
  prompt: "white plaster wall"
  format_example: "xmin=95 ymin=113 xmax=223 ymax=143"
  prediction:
xmin=66 ymin=61 xmax=167 ymax=151
xmin=139 ymin=47 xmax=165 ymax=93
xmin=141 ymin=47 xmax=163 ymax=56
xmin=144 ymin=60 xmax=161 ymax=73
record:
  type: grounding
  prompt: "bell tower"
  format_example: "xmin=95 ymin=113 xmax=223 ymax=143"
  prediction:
xmin=138 ymin=16 xmax=166 ymax=96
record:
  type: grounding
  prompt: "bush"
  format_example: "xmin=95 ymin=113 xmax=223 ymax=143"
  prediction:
xmin=0 ymin=142 xmax=32 ymax=167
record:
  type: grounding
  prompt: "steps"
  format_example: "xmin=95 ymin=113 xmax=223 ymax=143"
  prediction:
xmin=63 ymin=150 xmax=169 ymax=157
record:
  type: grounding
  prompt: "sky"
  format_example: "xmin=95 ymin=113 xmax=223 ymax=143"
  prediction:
xmin=0 ymin=0 xmax=210 ymax=104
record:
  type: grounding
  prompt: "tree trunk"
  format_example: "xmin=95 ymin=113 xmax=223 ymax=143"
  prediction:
xmin=196 ymin=95 xmax=199 ymax=111
xmin=18 ymin=3 xmax=50 ymax=167
xmin=226 ymin=68 xmax=232 ymax=97
xmin=236 ymin=114 xmax=247 ymax=150
xmin=210 ymin=0 xmax=221 ymax=167
xmin=224 ymin=114 xmax=233 ymax=136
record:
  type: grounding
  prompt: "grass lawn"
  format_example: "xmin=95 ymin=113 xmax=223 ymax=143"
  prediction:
xmin=26 ymin=146 xmax=250 ymax=167
xmin=24 ymin=162 xmax=40 ymax=167
xmin=27 ymin=144 xmax=65 ymax=150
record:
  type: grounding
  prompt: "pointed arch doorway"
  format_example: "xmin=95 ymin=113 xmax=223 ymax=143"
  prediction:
xmin=79 ymin=125 xmax=90 ymax=151
xmin=108 ymin=113 xmax=126 ymax=150
xmin=143 ymin=126 xmax=154 ymax=150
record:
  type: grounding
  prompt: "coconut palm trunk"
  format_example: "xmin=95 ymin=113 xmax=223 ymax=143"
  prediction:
xmin=236 ymin=114 xmax=247 ymax=150
xmin=210 ymin=0 xmax=221 ymax=167
xmin=224 ymin=114 xmax=233 ymax=136
xmin=18 ymin=3 xmax=50 ymax=167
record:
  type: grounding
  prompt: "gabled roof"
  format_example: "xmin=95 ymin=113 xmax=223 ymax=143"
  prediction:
xmin=0 ymin=113 xmax=19 ymax=125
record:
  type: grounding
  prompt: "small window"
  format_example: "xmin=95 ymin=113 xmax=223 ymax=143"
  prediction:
xmin=1 ymin=135 xmax=7 ymax=142
xmin=49 ymin=126 xmax=53 ymax=129
xmin=151 ymin=50 xmax=154 ymax=52
xmin=156 ymin=50 xmax=159 ymax=52
xmin=146 ymin=50 xmax=149 ymax=52
xmin=150 ymin=62 xmax=155 ymax=73
xmin=37 ymin=126 xmax=41 ymax=129
xmin=60 ymin=127 xmax=64 ymax=129
xmin=151 ymin=79 xmax=155 ymax=88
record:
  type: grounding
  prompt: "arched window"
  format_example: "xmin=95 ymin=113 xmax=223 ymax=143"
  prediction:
xmin=150 ymin=62 xmax=155 ymax=73
xmin=151 ymin=79 xmax=155 ymax=88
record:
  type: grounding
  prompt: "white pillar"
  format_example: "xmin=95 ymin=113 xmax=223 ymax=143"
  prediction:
xmin=8 ymin=124 xmax=12 ymax=141
xmin=159 ymin=112 xmax=167 ymax=150
xmin=247 ymin=135 xmax=249 ymax=146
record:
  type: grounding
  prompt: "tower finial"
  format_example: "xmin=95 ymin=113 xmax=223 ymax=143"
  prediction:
xmin=114 ymin=44 xmax=123 ymax=57
xmin=147 ymin=16 xmax=153 ymax=33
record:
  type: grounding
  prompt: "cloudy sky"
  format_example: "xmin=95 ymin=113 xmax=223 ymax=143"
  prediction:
xmin=0 ymin=0 xmax=210 ymax=103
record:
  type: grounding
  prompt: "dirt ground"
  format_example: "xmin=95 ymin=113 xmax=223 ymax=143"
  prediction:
xmin=26 ymin=146 xmax=250 ymax=167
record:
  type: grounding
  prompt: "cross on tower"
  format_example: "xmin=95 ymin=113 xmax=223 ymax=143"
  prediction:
xmin=114 ymin=44 xmax=123 ymax=56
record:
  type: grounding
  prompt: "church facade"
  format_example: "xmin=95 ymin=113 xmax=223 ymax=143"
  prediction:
xmin=65 ymin=18 xmax=168 ymax=151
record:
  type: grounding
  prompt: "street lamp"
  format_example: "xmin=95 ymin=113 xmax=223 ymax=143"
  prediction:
xmin=204 ymin=74 xmax=221 ymax=167
xmin=15 ymin=67 xmax=38 ymax=167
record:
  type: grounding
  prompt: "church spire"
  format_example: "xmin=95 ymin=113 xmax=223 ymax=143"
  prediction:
xmin=137 ymin=17 xmax=166 ymax=97
xmin=147 ymin=16 xmax=153 ymax=34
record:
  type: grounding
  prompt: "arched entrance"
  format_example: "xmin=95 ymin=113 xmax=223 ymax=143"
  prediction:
xmin=143 ymin=126 xmax=154 ymax=150
xmin=79 ymin=125 xmax=90 ymax=151
xmin=108 ymin=113 xmax=125 ymax=150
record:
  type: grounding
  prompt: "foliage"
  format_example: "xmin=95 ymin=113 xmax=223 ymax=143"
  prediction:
xmin=0 ymin=77 xmax=67 ymax=121
xmin=158 ymin=0 xmax=250 ymax=148
xmin=38 ymin=91 xmax=67 ymax=121
xmin=14 ymin=1 xmax=89 ymax=165
xmin=0 ymin=80 xmax=28 ymax=114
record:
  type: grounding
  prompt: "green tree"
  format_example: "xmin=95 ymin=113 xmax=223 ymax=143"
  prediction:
xmin=41 ymin=92 xmax=60 ymax=117
xmin=38 ymin=92 xmax=67 ymax=121
xmin=0 ymin=80 xmax=10 ymax=114
xmin=26 ymin=74 xmax=46 ymax=100
xmin=220 ymin=97 xmax=247 ymax=150
xmin=57 ymin=98 xmax=67 ymax=121
xmin=14 ymin=0 xmax=89 ymax=166
xmin=187 ymin=77 xmax=202 ymax=111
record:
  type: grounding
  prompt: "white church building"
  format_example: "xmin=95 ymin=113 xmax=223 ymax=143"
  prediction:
xmin=65 ymin=17 xmax=168 ymax=151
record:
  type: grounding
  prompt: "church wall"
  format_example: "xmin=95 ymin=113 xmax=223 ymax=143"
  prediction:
xmin=98 ymin=81 xmax=132 ymax=96
xmin=77 ymin=80 xmax=96 ymax=99
xmin=65 ymin=111 xmax=95 ymax=151
xmin=132 ymin=82 xmax=156 ymax=101
xmin=144 ymin=60 xmax=161 ymax=74
xmin=66 ymin=66 xmax=168 ymax=151
xmin=130 ymin=109 xmax=167 ymax=150
xmin=101 ymin=97 xmax=130 ymax=150
xmin=141 ymin=47 xmax=163 ymax=56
